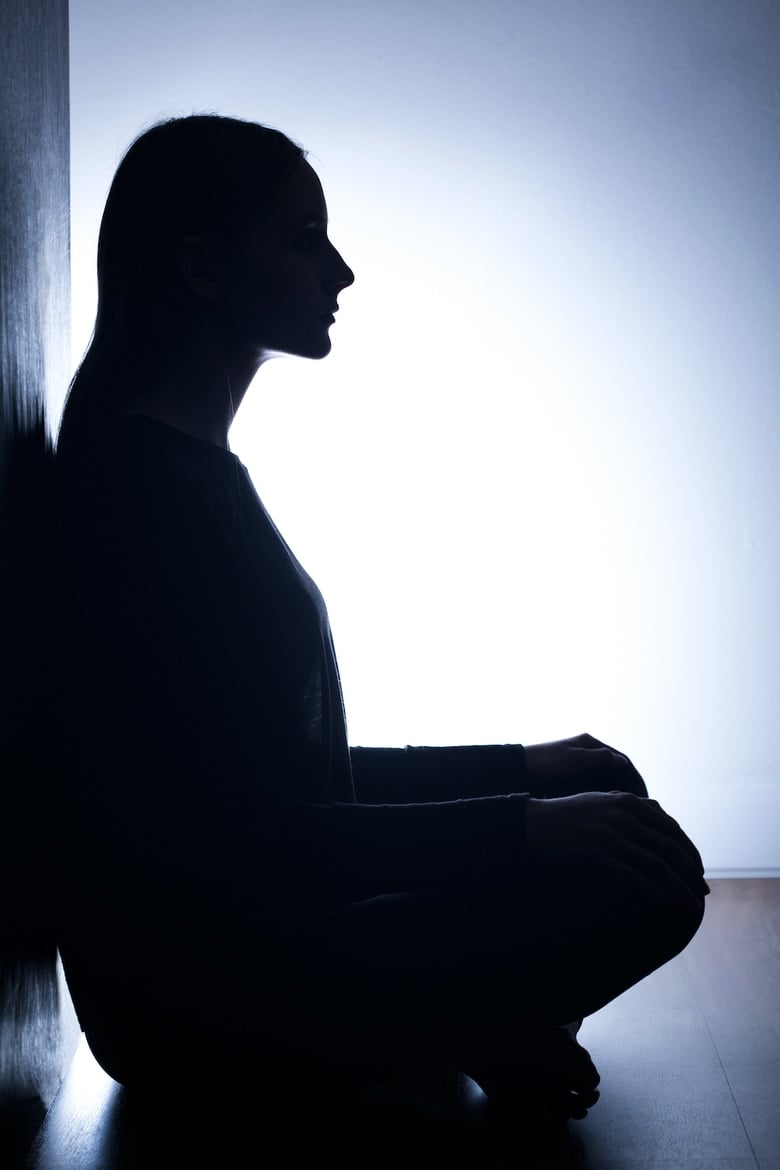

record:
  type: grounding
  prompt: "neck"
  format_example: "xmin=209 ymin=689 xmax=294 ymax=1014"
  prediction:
xmin=123 ymin=330 xmax=263 ymax=450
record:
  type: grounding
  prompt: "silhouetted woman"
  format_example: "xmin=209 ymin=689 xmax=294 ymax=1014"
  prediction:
xmin=54 ymin=115 xmax=707 ymax=1140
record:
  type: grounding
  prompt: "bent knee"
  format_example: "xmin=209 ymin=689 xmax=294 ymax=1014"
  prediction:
xmin=674 ymin=887 xmax=707 ymax=951
xmin=639 ymin=886 xmax=706 ymax=974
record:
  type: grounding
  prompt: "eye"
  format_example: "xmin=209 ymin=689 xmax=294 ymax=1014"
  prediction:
xmin=294 ymin=226 xmax=327 ymax=253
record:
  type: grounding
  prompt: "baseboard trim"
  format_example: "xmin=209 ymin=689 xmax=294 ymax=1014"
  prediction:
xmin=704 ymin=868 xmax=780 ymax=879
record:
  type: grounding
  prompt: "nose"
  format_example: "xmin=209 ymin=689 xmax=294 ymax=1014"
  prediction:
xmin=329 ymin=242 xmax=355 ymax=292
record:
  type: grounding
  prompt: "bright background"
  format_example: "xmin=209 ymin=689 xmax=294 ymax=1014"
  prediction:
xmin=66 ymin=0 xmax=780 ymax=874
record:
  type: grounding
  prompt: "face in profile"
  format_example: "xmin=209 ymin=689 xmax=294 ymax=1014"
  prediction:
xmin=214 ymin=159 xmax=355 ymax=362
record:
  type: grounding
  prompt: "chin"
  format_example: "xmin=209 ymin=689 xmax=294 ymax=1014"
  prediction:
xmin=263 ymin=320 xmax=335 ymax=361
xmin=263 ymin=335 xmax=332 ymax=362
xmin=297 ymin=334 xmax=333 ymax=360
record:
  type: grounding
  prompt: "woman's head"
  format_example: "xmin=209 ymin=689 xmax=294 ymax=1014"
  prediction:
xmin=96 ymin=115 xmax=303 ymax=332
xmin=206 ymin=153 xmax=354 ymax=363
xmin=59 ymin=114 xmax=353 ymax=448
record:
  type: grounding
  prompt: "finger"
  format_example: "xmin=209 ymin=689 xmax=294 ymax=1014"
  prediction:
xmin=611 ymin=826 xmax=709 ymax=902
xmin=631 ymin=798 xmax=707 ymax=874
xmin=572 ymin=733 xmax=603 ymax=748
xmin=596 ymin=796 xmax=704 ymax=887
xmin=602 ymin=749 xmax=632 ymax=770
xmin=610 ymin=803 xmax=708 ymax=890
xmin=608 ymin=792 xmax=706 ymax=874
xmin=577 ymin=747 xmax=631 ymax=772
xmin=592 ymin=736 xmax=633 ymax=763
xmin=585 ymin=753 xmax=647 ymax=800
xmin=604 ymin=846 xmax=706 ymax=916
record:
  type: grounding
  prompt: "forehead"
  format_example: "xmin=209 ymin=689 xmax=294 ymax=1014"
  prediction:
xmin=268 ymin=158 xmax=327 ymax=225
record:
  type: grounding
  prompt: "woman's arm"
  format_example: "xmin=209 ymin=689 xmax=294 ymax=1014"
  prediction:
xmin=350 ymin=744 xmax=527 ymax=803
xmin=277 ymin=789 xmax=529 ymax=905
xmin=352 ymin=733 xmax=649 ymax=805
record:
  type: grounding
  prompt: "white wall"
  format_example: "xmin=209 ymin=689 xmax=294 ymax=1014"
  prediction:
xmin=68 ymin=0 xmax=780 ymax=873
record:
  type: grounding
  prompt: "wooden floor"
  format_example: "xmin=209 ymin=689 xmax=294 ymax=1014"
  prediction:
xmin=573 ymin=877 xmax=780 ymax=1170
xmin=23 ymin=878 xmax=780 ymax=1169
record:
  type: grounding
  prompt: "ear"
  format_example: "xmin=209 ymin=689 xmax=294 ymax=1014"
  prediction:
xmin=177 ymin=235 xmax=221 ymax=302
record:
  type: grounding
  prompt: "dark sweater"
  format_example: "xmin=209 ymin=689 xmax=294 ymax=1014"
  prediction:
xmin=54 ymin=416 xmax=528 ymax=963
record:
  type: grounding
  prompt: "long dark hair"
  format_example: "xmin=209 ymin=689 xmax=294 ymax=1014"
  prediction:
xmin=57 ymin=114 xmax=305 ymax=456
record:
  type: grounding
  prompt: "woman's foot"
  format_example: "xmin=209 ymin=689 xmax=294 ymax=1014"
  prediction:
xmin=482 ymin=1026 xmax=601 ymax=1128
xmin=539 ymin=1026 xmax=600 ymax=1121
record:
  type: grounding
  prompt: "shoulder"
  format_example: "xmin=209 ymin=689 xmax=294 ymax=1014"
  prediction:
xmin=59 ymin=414 xmax=240 ymax=519
xmin=56 ymin=416 xmax=251 ymax=580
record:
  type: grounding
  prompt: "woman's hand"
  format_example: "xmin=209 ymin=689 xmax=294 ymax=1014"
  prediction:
xmin=524 ymin=732 xmax=646 ymax=797
xmin=525 ymin=789 xmax=710 ymax=910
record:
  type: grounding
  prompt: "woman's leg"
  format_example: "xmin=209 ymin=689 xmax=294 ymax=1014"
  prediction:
xmin=100 ymin=759 xmax=701 ymax=1112
xmin=277 ymin=842 xmax=704 ymax=1091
